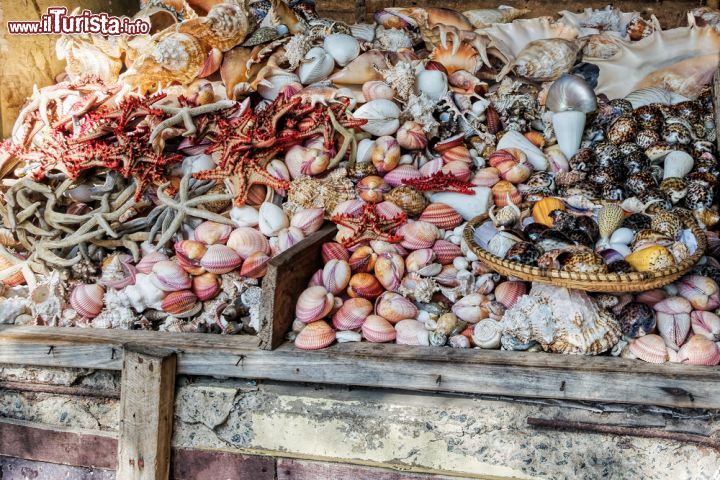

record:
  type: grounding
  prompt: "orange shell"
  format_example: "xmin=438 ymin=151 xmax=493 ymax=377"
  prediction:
xmin=532 ymin=197 xmax=565 ymax=227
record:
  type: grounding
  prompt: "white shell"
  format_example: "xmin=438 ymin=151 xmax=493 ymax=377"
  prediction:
xmin=298 ymin=47 xmax=335 ymax=84
xmin=472 ymin=319 xmax=502 ymax=349
xmin=415 ymin=70 xmax=448 ymax=101
xmin=551 ymin=110 xmax=585 ymax=160
xmin=429 ymin=187 xmax=493 ymax=221
xmin=496 ymin=130 xmax=548 ymax=171
xmin=663 ymin=151 xmax=694 ymax=180
xmin=336 ymin=330 xmax=362 ymax=342
xmin=545 ymin=74 xmax=597 ymax=113
xmin=323 ymin=34 xmax=361 ymax=67
xmin=356 ymin=138 xmax=376 ymax=164
xmin=350 ymin=23 xmax=376 ymax=42
xmin=257 ymin=73 xmax=300 ymax=100
xmin=609 ymin=227 xmax=634 ymax=245
xmin=624 ymin=87 xmax=689 ymax=108
xmin=258 ymin=202 xmax=289 ymax=237
xmin=230 ymin=205 xmax=259 ymax=227
xmin=353 ymin=99 xmax=401 ymax=136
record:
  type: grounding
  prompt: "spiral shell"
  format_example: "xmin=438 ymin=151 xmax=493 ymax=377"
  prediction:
xmin=361 ymin=315 xmax=397 ymax=343
xmin=161 ymin=290 xmax=199 ymax=317
xmin=375 ymin=291 xmax=418 ymax=323
xmin=418 ymin=203 xmax=463 ymax=230
xmin=489 ymin=149 xmax=532 ymax=184
xmin=322 ymin=259 xmax=352 ymax=295
xmin=347 ymin=273 xmax=384 ymax=300
xmin=194 ymin=221 xmax=233 ymax=245
xmin=405 ymin=248 xmax=436 ymax=273
xmin=227 ymin=227 xmax=271 ymax=259
xmin=192 ymin=272 xmax=221 ymax=301
xmin=398 ymin=221 xmax=440 ymax=250
xmin=472 ymin=319 xmax=502 ymax=349
xmin=70 ymin=284 xmax=105 ymax=319
xmin=295 ymin=321 xmax=336 ymax=350
xmin=374 ymin=252 xmax=405 ymax=291
xmin=200 ymin=244 xmax=243 ymax=274
xmin=151 ymin=261 xmax=192 ymax=292
xmin=296 ymin=286 xmax=335 ymax=323
xmin=333 ymin=298 xmax=373 ymax=330
xmin=239 ymin=251 xmax=270 ymax=279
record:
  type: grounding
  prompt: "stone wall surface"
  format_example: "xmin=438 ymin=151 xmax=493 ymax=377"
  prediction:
xmin=1 ymin=366 xmax=720 ymax=479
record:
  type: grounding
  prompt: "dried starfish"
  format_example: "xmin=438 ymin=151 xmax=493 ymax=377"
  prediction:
xmin=403 ymin=171 xmax=475 ymax=194
xmin=0 ymin=245 xmax=44 ymax=290
xmin=150 ymin=172 xmax=236 ymax=249
xmin=332 ymin=202 xmax=406 ymax=248
xmin=149 ymin=99 xmax=237 ymax=146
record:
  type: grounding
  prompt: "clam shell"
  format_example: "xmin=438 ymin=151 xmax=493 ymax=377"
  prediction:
xmin=323 ymin=33 xmax=360 ymax=66
xmin=258 ymin=202 xmax=289 ymax=237
xmin=395 ymin=319 xmax=429 ymax=346
xmin=296 ymin=286 xmax=335 ymax=323
xmin=200 ymin=244 xmax=243 ymax=274
xmin=322 ymin=259 xmax=352 ymax=295
xmin=161 ymin=290 xmax=198 ymax=317
xmin=175 ymin=240 xmax=207 ymax=275
xmin=494 ymin=281 xmax=527 ymax=309
xmin=228 ymin=227 xmax=271 ymax=259
xmin=415 ymin=69 xmax=448 ymax=101
xmin=239 ymin=251 xmax=270 ymax=279
xmin=396 ymin=121 xmax=428 ymax=150
xmin=192 ymin=272 xmax=221 ymax=301
xmin=656 ymin=310 xmax=690 ymax=351
xmin=432 ymin=240 xmax=462 ymax=265
xmin=70 ymin=284 xmax=105 ymax=319
xmin=275 ymin=227 xmax=305 ymax=254
xmin=690 ymin=311 xmax=720 ymax=341
xmin=322 ymin=242 xmax=350 ymax=263
xmin=353 ymin=99 xmax=401 ymax=136
xmin=419 ymin=203 xmax=463 ymax=230
xmin=151 ymin=261 xmax=192 ymax=292
xmin=677 ymin=335 xmax=720 ymax=366
xmin=629 ymin=334 xmax=668 ymax=363
xmin=398 ymin=221 xmax=440 ymax=250
xmin=375 ymin=292 xmax=418 ymax=324
xmin=347 ymin=273 xmax=384 ymax=300
xmin=472 ymin=319 xmax=502 ymax=349
xmin=361 ymin=314 xmax=397 ymax=343
xmin=383 ymin=165 xmax=422 ymax=187
xmin=332 ymin=298 xmax=373 ymax=330
xmin=194 ymin=221 xmax=233 ymax=245
xmin=290 ymin=208 xmax=325 ymax=235
xmin=136 ymin=252 xmax=169 ymax=275
xmin=298 ymin=47 xmax=335 ymax=84
xmin=348 ymin=246 xmax=377 ymax=273
xmin=362 ymin=81 xmax=396 ymax=101
xmin=405 ymin=248 xmax=436 ymax=273
xmin=676 ymin=275 xmax=720 ymax=311
xmin=374 ymin=252 xmax=405 ymax=291
xmin=295 ymin=321 xmax=336 ymax=350
xmin=451 ymin=294 xmax=488 ymax=324
xmin=230 ymin=206 xmax=260 ymax=228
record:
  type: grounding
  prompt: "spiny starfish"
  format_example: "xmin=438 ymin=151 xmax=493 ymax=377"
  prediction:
xmin=332 ymin=203 xmax=407 ymax=248
xmin=149 ymin=99 xmax=237 ymax=147
xmin=403 ymin=171 xmax=475 ymax=195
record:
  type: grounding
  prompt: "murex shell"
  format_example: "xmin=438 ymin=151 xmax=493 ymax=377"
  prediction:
xmin=497 ymin=38 xmax=584 ymax=82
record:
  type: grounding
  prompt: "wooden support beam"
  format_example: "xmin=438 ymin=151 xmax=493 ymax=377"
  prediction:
xmin=116 ymin=345 xmax=177 ymax=480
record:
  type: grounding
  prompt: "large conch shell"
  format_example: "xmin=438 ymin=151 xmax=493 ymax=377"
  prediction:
xmin=587 ymin=14 xmax=720 ymax=99
xmin=463 ymin=6 xmax=530 ymax=28
xmin=177 ymin=2 xmax=256 ymax=51
xmin=558 ymin=6 xmax=641 ymax=37
xmin=480 ymin=17 xmax=579 ymax=59
xmin=56 ymin=34 xmax=124 ymax=83
xmin=380 ymin=7 xmax=473 ymax=31
xmin=497 ymin=38 xmax=585 ymax=82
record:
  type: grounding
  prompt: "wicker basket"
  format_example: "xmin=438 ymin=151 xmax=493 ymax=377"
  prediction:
xmin=463 ymin=207 xmax=707 ymax=293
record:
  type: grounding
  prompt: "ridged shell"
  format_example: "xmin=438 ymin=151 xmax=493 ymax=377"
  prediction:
xmin=656 ymin=309 xmax=691 ymax=351
xmin=175 ymin=240 xmax=208 ymax=275
xmin=676 ymin=275 xmax=720 ymax=311
xmin=347 ymin=273 xmax=384 ymax=300
xmin=691 ymin=311 xmax=720 ymax=341
xmin=494 ymin=281 xmax=527 ymax=309
xmin=491 ymin=181 xmax=522 ymax=207
xmin=375 ymin=292 xmax=418 ymax=324
xmin=296 ymin=286 xmax=335 ymax=323
xmin=374 ymin=252 xmax=405 ymax=291
xmin=70 ymin=284 xmax=105 ymax=319
xmin=151 ymin=260 xmax=192 ymax=292
xmin=383 ymin=165 xmax=423 ymax=187
xmin=629 ymin=334 xmax=669 ymax=363
xmin=405 ymin=248 xmax=436 ymax=273
xmin=239 ymin=251 xmax=270 ymax=279
xmin=200 ymin=244 xmax=243 ymax=274
xmin=432 ymin=240 xmax=462 ymax=265
xmin=295 ymin=321 xmax=336 ymax=350
xmin=290 ymin=208 xmax=325 ymax=235
xmin=361 ymin=315 xmax=397 ymax=343
xmin=322 ymin=242 xmax=350 ymax=263
xmin=332 ymin=298 xmax=373 ymax=330
xmin=227 ymin=227 xmax=271 ymax=259
xmin=161 ymin=290 xmax=198 ymax=316
xmin=419 ymin=203 xmax=463 ymax=230
xmin=322 ymin=260 xmax=352 ymax=295
xmin=677 ymin=335 xmax=720 ymax=365
xmin=192 ymin=272 xmax=221 ymax=301
xmin=348 ymin=246 xmax=378 ymax=273
xmin=498 ymin=38 xmax=582 ymax=82
xmin=395 ymin=319 xmax=429 ymax=345
xmin=398 ymin=221 xmax=440 ymax=250
xmin=194 ymin=221 xmax=233 ymax=245
xmin=472 ymin=319 xmax=502 ymax=349
xmin=135 ymin=252 xmax=169 ymax=275
xmin=397 ymin=121 xmax=428 ymax=150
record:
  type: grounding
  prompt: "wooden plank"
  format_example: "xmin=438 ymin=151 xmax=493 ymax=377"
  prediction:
xmin=259 ymin=224 xmax=337 ymax=350
xmin=172 ymin=448 xmax=275 ymax=480
xmin=0 ymin=380 xmax=120 ymax=399
xmin=116 ymin=345 xmax=177 ymax=480
xmin=277 ymin=458 xmax=469 ymax=480
xmin=0 ymin=456 xmax=115 ymax=480
xmin=0 ymin=419 xmax=117 ymax=470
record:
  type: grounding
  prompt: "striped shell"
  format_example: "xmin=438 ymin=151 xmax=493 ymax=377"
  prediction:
xmin=386 ymin=186 xmax=428 ymax=216
xmin=70 ymin=284 xmax=105 ymax=319
xmin=494 ymin=281 xmax=527 ymax=309
xmin=361 ymin=315 xmax=397 ymax=343
xmin=239 ymin=251 xmax=270 ymax=279
xmin=472 ymin=319 xmax=502 ymax=349
xmin=348 ymin=246 xmax=378 ymax=273
xmin=432 ymin=240 xmax=462 ymax=265
xmin=347 ymin=273 xmax=384 ymax=300
xmin=135 ymin=252 xmax=169 ymax=275
xmin=491 ymin=181 xmax=522 ymax=207
xmin=629 ymin=334 xmax=668 ymax=363
xmin=676 ymin=275 xmax=720 ymax=311
xmin=383 ymin=165 xmax=423 ymax=187
xmin=161 ymin=290 xmax=198 ymax=317
xmin=296 ymin=286 xmax=335 ymax=323
xmin=175 ymin=240 xmax=208 ymax=275
xmin=290 ymin=208 xmax=325 ymax=235
xmin=295 ymin=321 xmax=336 ymax=350
xmin=322 ymin=242 xmax=350 ymax=263
xmin=194 ymin=221 xmax=233 ymax=245
xmin=656 ymin=310 xmax=691 ymax=352
xmin=405 ymin=249 xmax=436 ymax=273
xmin=398 ymin=221 xmax=440 ymax=250
xmin=374 ymin=252 xmax=405 ymax=291
xmin=192 ymin=272 xmax=221 ymax=301
xmin=322 ymin=259 xmax=352 ymax=295
xmin=690 ymin=311 xmax=720 ymax=341
xmin=419 ymin=203 xmax=463 ymax=229
xmin=375 ymin=291 xmax=418 ymax=324
xmin=227 ymin=227 xmax=271 ymax=259
xmin=332 ymin=298 xmax=373 ymax=330
xmin=676 ymin=335 xmax=720 ymax=366
xmin=395 ymin=319 xmax=429 ymax=345
xmin=200 ymin=244 xmax=243 ymax=274
xmin=151 ymin=261 xmax=192 ymax=292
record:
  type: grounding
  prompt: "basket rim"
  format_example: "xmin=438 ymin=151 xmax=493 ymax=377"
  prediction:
xmin=463 ymin=203 xmax=707 ymax=291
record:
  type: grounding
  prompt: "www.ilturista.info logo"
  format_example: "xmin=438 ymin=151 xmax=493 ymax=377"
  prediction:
xmin=7 ymin=7 xmax=150 ymax=35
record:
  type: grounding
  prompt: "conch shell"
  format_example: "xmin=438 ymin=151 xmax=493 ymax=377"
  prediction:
xmin=463 ymin=6 xmax=530 ymax=28
xmin=56 ymin=31 xmax=124 ymax=83
xmin=587 ymin=14 xmax=720 ymax=99
xmin=497 ymin=38 xmax=585 ymax=82
xmin=480 ymin=17 xmax=579 ymax=59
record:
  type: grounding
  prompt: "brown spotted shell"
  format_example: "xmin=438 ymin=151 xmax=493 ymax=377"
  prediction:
xmin=606 ymin=115 xmax=637 ymax=144
xmin=386 ymin=185 xmax=428 ymax=216
xmin=560 ymin=250 xmax=608 ymax=274
xmin=651 ymin=211 xmax=682 ymax=239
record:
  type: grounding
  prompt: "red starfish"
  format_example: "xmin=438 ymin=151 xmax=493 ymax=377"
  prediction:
xmin=331 ymin=203 xmax=407 ymax=248
xmin=403 ymin=171 xmax=475 ymax=195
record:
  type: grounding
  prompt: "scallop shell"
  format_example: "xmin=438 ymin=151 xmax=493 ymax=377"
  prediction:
xmin=432 ymin=240 xmax=462 ymax=265
xmin=347 ymin=273 xmax=384 ymax=300
xmin=495 ymin=281 xmax=527 ymax=309
xmin=192 ymin=272 xmax=221 ymax=301
xmin=497 ymin=38 xmax=583 ymax=82
xmin=200 ymin=244 xmax=243 ymax=274
xmin=384 ymin=165 xmax=423 ymax=187
xmin=295 ymin=321 xmax=336 ymax=350
xmin=629 ymin=334 xmax=669 ymax=363
xmin=375 ymin=291 xmax=418 ymax=323
xmin=398 ymin=221 xmax=440 ymax=250
xmin=70 ymin=284 xmax=105 ymax=319
xmin=322 ymin=260 xmax=352 ymax=295
xmin=161 ymin=290 xmax=198 ymax=317
xmin=227 ymin=227 xmax=271 ymax=259
xmin=677 ymin=335 xmax=720 ymax=365
xmin=322 ymin=242 xmax=350 ymax=263
xmin=239 ymin=251 xmax=270 ymax=279
xmin=472 ymin=319 xmax=502 ymax=349
xmin=374 ymin=252 xmax=405 ymax=291
xmin=333 ymin=298 xmax=373 ymax=330
xmin=361 ymin=315 xmax=397 ymax=343
xmin=296 ymin=286 xmax=335 ymax=323
xmin=151 ymin=260 xmax=192 ymax=292
xmin=353 ymin=99 xmax=401 ymax=136
xmin=395 ymin=319 xmax=429 ymax=346
xmin=194 ymin=221 xmax=233 ymax=245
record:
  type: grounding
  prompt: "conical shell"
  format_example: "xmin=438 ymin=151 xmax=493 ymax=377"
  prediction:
xmin=347 ymin=273 xmax=384 ymax=300
xmin=161 ymin=290 xmax=198 ymax=317
xmin=228 ymin=227 xmax=271 ymax=259
xmin=419 ymin=204 xmax=463 ymax=230
xmin=375 ymin=292 xmax=418 ymax=324
xmin=239 ymin=251 xmax=270 ymax=279
xmin=151 ymin=261 xmax=192 ymax=292
xmin=332 ymin=298 xmax=373 ymax=330
xmin=629 ymin=334 xmax=669 ymax=363
xmin=322 ymin=260 xmax=352 ymax=295
xmin=70 ymin=284 xmax=105 ymax=319
xmin=194 ymin=221 xmax=233 ymax=245
xmin=362 ymin=315 xmax=397 ymax=343
xmin=192 ymin=272 xmax=221 ymax=301
xmin=677 ymin=335 xmax=720 ymax=366
xmin=552 ymin=110 xmax=586 ymax=160
xmin=296 ymin=286 xmax=335 ymax=323
xmin=295 ymin=321 xmax=336 ymax=350
xmin=200 ymin=244 xmax=243 ymax=274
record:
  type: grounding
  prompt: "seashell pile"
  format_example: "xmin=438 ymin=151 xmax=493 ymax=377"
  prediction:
xmin=1 ymin=0 xmax=720 ymax=367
